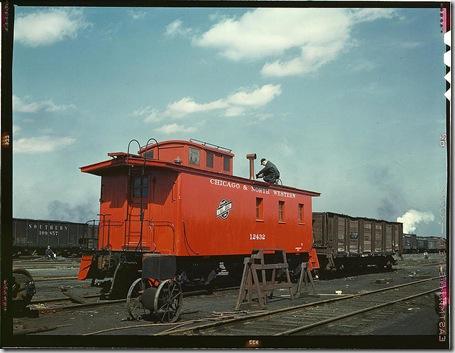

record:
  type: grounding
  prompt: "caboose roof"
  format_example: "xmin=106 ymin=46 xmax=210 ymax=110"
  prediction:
xmin=81 ymin=154 xmax=320 ymax=197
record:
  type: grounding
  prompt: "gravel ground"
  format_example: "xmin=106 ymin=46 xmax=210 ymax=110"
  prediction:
xmin=12 ymin=253 xmax=447 ymax=342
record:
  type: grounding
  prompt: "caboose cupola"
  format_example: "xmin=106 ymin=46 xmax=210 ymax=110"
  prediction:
xmin=138 ymin=139 xmax=235 ymax=175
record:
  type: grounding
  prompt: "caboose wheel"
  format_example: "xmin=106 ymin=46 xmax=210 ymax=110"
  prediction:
xmin=126 ymin=278 xmax=148 ymax=320
xmin=154 ymin=279 xmax=183 ymax=323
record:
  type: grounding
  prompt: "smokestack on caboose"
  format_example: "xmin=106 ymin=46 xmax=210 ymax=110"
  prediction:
xmin=246 ymin=153 xmax=257 ymax=180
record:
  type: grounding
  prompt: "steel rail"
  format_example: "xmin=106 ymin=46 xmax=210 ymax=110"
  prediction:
xmin=13 ymin=260 xmax=81 ymax=262
xmin=12 ymin=258 xmax=81 ymax=265
xmin=31 ymin=293 xmax=100 ymax=304
xmin=33 ymin=286 xmax=241 ymax=311
xmin=275 ymin=287 xmax=438 ymax=335
xmin=82 ymin=315 xmax=232 ymax=336
xmin=33 ymin=276 xmax=78 ymax=282
xmin=35 ymin=298 xmax=126 ymax=312
xmin=156 ymin=276 xmax=441 ymax=336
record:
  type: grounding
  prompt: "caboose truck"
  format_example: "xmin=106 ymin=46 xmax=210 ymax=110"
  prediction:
xmin=78 ymin=138 xmax=320 ymax=321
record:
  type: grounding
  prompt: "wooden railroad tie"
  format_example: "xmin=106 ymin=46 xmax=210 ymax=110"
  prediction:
xmin=236 ymin=249 xmax=297 ymax=310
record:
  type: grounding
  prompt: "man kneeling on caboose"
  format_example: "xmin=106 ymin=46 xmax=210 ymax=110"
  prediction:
xmin=256 ymin=158 xmax=280 ymax=184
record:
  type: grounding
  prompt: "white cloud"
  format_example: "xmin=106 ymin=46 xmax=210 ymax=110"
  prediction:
xmin=128 ymin=10 xmax=146 ymax=20
xmin=165 ymin=97 xmax=227 ymax=118
xmin=131 ymin=106 xmax=161 ymax=123
xmin=194 ymin=8 xmax=397 ymax=77
xmin=155 ymin=123 xmax=196 ymax=135
xmin=165 ymin=19 xmax=192 ymax=37
xmin=226 ymin=84 xmax=281 ymax=107
xmin=15 ymin=9 xmax=89 ymax=47
xmin=348 ymin=8 xmax=396 ymax=23
xmin=397 ymin=209 xmax=435 ymax=233
xmin=13 ymin=95 xmax=75 ymax=113
xmin=13 ymin=125 xmax=21 ymax=134
xmin=245 ymin=112 xmax=273 ymax=125
xmin=133 ymin=84 xmax=281 ymax=122
xmin=262 ymin=41 xmax=345 ymax=77
xmin=14 ymin=136 xmax=76 ymax=154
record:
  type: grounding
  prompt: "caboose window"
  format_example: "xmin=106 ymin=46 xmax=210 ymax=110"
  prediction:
xmin=189 ymin=148 xmax=200 ymax=165
xmin=256 ymin=198 xmax=263 ymax=220
xmin=223 ymin=156 xmax=230 ymax=171
xmin=278 ymin=201 xmax=285 ymax=223
xmin=298 ymin=203 xmax=304 ymax=224
xmin=143 ymin=150 xmax=154 ymax=160
xmin=132 ymin=176 xmax=149 ymax=198
xmin=206 ymin=151 xmax=214 ymax=168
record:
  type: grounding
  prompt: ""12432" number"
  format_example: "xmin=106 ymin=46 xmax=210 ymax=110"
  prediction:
xmin=249 ymin=233 xmax=266 ymax=240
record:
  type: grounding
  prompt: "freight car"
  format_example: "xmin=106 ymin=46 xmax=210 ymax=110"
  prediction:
xmin=402 ymin=233 xmax=418 ymax=253
xmin=416 ymin=235 xmax=446 ymax=253
xmin=78 ymin=138 xmax=320 ymax=321
xmin=426 ymin=236 xmax=446 ymax=253
xmin=416 ymin=236 xmax=429 ymax=253
xmin=12 ymin=218 xmax=97 ymax=257
xmin=435 ymin=236 xmax=447 ymax=253
xmin=312 ymin=212 xmax=402 ymax=272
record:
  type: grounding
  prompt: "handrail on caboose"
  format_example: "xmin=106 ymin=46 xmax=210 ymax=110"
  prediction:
xmin=126 ymin=139 xmax=145 ymax=252
xmin=190 ymin=138 xmax=232 ymax=153
xmin=126 ymin=139 xmax=141 ymax=165
xmin=147 ymin=220 xmax=176 ymax=253
xmin=144 ymin=138 xmax=160 ymax=161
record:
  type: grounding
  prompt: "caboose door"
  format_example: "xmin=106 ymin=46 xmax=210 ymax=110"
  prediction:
xmin=146 ymin=171 xmax=178 ymax=254
xmin=125 ymin=174 xmax=151 ymax=250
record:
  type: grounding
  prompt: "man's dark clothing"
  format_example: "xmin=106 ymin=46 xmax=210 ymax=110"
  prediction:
xmin=45 ymin=247 xmax=55 ymax=260
xmin=257 ymin=161 xmax=280 ymax=184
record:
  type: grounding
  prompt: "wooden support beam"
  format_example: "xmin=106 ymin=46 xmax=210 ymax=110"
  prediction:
xmin=235 ymin=249 xmax=299 ymax=310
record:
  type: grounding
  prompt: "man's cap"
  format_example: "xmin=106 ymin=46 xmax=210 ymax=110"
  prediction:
xmin=260 ymin=158 xmax=266 ymax=163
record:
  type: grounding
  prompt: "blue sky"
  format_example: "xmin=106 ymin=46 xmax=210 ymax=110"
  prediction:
xmin=12 ymin=7 xmax=447 ymax=236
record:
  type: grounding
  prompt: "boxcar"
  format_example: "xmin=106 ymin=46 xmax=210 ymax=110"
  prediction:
xmin=438 ymin=237 xmax=447 ymax=252
xmin=416 ymin=236 xmax=429 ymax=253
xmin=412 ymin=236 xmax=446 ymax=254
xmin=427 ymin=237 xmax=439 ymax=252
xmin=312 ymin=212 xmax=403 ymax=271
xmin=12 ymin=218 xmax=97 ymax=255
xmin=425 ymin=236 xmax=446 ymax=253
xmin=402 ymin=233 xmax=418 ymax=253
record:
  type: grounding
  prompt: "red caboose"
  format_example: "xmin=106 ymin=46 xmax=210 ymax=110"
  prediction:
xmin=78 ymin=139 xmax=320 ymax=305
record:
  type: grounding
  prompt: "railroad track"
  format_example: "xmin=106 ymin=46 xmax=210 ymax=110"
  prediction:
xmin=30 ymin=286 xmax=241 ymax=312
xmin=33 ymin=276 xmax=78 ymax=282
xmin=14 ymin=266 xmax=80 ymax=269
xmin=31 ymin=298 xmax=126 ymax=313
xmin=13 ymin=261 xmax=80 ymax=265
xmin=31 ymin=293 xmax=100 ymax=305
xmin=155 ymin=277 xmax=441 ymax=336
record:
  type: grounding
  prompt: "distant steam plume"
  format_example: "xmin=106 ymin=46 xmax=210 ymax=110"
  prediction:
xmin=47 ymin=200 xmax=97 ymax=223
xmin=397 ymin=209 xmax=435 ymax=234
xmin=378 ymin=198 xmax=400 ymax=221
xmin=370 ymin=166 xmax=406 ymax=220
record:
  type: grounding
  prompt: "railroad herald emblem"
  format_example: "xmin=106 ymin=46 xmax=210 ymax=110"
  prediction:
xmin=216 ymin=199 xmax=232 ymax=219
